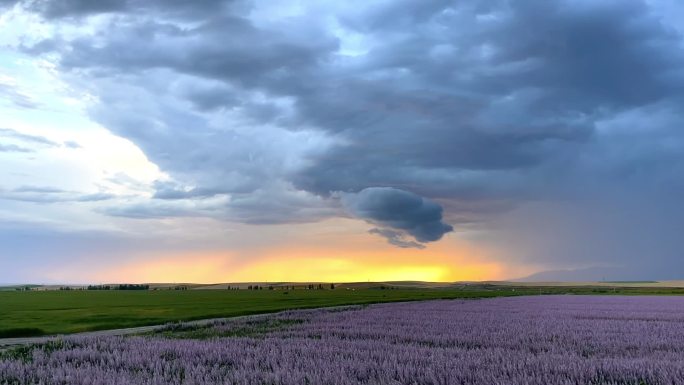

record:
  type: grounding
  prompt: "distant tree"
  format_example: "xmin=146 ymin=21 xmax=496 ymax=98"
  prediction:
xmin=330 ymin=283 xmax=335 ymax=290
xmin=118 ymin=284 xmax=150 ymax=291
xmin=87 ymin=285 xmax=112 ymax=290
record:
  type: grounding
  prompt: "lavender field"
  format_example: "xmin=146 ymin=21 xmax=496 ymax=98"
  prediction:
xmin=2 ymin=295 xmax=684 ymax=384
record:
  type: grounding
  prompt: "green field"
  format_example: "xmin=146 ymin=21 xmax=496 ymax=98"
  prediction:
xmin=2 ymin=285 xmax=684 ymax=338
xmin=0 ymin=288 xmax=508 ymax=337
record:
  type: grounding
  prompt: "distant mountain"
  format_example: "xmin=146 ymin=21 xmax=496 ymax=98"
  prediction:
xmin=515 ymin=266 xmax=640 ymax=282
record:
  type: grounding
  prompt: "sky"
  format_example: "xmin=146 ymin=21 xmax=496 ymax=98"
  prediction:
xmin=1 ymin=0 xmax=684 ymax=284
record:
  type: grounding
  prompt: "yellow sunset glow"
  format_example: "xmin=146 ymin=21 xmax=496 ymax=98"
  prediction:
xmin=70 ymin=229 xmax=517 ymax=284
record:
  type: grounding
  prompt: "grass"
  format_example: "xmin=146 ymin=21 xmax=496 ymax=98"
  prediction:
xmin=2 ymin=285 xmax=684 ymax=338
xmin=0 ymin=288 xmax=506 ymax=337
xmin=153 ymin=318 xmax=307 ymax=340
xmin=0 ymin=328 xmax=45 ymax=338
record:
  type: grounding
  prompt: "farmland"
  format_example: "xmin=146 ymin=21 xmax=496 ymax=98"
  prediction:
xmin=3 ymin=284 xmax=684 ymax=338
xmin=3 ymin=295 xmax=684 ymax=384
xmin=0 ymin=287 xmax=514 ymax=338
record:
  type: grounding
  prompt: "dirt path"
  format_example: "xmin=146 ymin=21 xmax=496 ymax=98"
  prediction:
xmin=0 ymin=314 xmax=270 ymax=349
xmin=0 ymin=305 xmax=361 ymax=350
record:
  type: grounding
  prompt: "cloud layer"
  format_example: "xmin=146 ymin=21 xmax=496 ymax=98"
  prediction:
xmin=1 ymin=0 xmax=684 ymax=276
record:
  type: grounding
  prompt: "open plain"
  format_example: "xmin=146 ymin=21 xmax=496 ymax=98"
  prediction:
xmin=3 ymin=295 xmax=684 ymax=385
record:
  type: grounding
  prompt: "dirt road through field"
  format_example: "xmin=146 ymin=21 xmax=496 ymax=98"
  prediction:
xmin=0 ymin=313 xmax=281 ymax=349
xmin=0 ymin=305 xmax=361 ymax=349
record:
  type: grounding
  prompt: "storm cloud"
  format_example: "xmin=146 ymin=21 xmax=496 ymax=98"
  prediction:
xmin=3 ymin=0 xmax=684 ymax=275
xmin=368 ymin=228 xmax=426 ymax=250
xmin=342 ymin=187 xmax=453 ymax=246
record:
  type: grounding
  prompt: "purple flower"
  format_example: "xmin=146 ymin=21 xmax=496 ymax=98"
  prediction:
xmin=2 ymin=296 xmax=684 ymax=384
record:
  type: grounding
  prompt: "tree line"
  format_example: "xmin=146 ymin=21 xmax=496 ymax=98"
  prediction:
xmin=84 ymin=284 xmax=150 ymax=290
xmin=247 ymin=284 xmax=336 ymax=290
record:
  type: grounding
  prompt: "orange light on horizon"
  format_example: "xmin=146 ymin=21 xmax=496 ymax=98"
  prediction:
xmin=49 ymin=233 xmax=517 ymax=284
xmin=38 ymin=218 xmax=532 ymax=284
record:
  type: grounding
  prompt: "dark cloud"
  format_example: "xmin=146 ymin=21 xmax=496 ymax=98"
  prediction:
xmin=25 ymin=0 xmax=125 ymax=18
xmin=289 ymin=0 xmax=683 ymax=200
xmin=151 ymin=181 xmax=225 ymax=200
xmin=223 ymin=186 xmax=338 ymax=225
xmin=368 ymin=228 xmax=425 ymax=249
xmin=342 ymin=187 xmax=453 ymax=245
xmin=106 ymin=182 xmax=336 ymax=225
xmin=17 ymin=0 xmax=241 ymax=20
xmin=49 ymin=16 xmax=338 ymax=91
xmin=12 ymin=0 xmax=684 ymax=265
xmin=0 ymin=0 xmax=17 ymax=8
